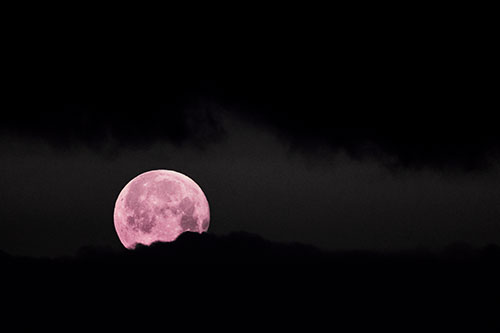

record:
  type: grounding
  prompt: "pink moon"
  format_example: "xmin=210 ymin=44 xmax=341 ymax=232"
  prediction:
xmin=113 ymin=170 xmax=210 ymax=249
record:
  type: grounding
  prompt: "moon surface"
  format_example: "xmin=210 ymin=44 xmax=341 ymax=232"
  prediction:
xmin=113 ymin=170 xmax=210 ymax=249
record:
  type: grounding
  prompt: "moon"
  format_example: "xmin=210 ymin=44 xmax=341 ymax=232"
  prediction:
xmin=113 ymin=170 xmax=210 ymax=249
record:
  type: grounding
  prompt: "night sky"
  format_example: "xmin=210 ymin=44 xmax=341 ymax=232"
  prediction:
xmin=2 ymin=11 xmax=500 ymax=332
xmin=2 ymin=91 xmax=499 ymax=257
xmin=1 ymin=20 xmax=498 ymax=258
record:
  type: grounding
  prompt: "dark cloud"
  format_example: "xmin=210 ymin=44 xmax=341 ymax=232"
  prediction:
xmin=0 ymin=103 xmax=225 ymax=152
xmin=202 ymin=47 xmax=497 ymax=170
xmin=231 ymin=114 xmax=500 ymax=171
xmin=1 ymin=29 xmax=496 ymax=169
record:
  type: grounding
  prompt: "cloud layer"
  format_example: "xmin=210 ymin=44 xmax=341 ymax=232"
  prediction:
xmin=1 ymin=40 xmax=496 ymax=169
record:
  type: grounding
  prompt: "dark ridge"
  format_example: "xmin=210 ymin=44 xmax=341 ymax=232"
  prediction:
xmin=1 ymin=231 xmax=499 ymax=266
xmin=1 ymin=233 xmax=499 ymax=332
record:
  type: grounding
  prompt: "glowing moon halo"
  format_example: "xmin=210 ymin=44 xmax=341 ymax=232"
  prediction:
xmin=113 ymin=170 xmax=210 ymax=249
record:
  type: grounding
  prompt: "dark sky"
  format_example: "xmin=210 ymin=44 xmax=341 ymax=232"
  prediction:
xmin=1 ymin=22 xmax=498 ymax=257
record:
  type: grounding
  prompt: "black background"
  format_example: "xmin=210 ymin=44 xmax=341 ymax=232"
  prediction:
xmin=1 ymin=6 xmax=499 ymax=331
